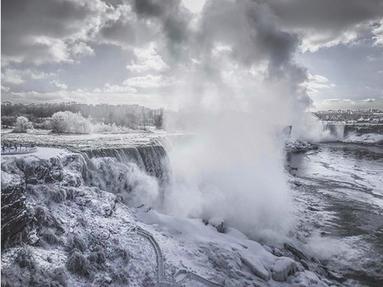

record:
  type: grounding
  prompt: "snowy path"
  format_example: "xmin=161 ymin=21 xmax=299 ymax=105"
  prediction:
xmin=134 ymin=227 xmax=165 ymax=283
xmin=131 ymin=226 xmax=223 ymax=287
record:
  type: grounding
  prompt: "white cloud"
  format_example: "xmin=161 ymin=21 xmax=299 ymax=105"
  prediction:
xmin=2 ymin=0 xmax=108 ymax=64
xmin=2 ymin=69 xmax=25 ymax=85
xmin=103 ymin=83 xmax=137 ymax=93
xmin=1 ymin=68 xmax=55 ymax=87
xmin=211 ymin=43 xmax=232 ymax=57
xmin=123 ymin=74 xmax=174 ymax=89
xmin=300 ymin=29 xmax=359 ymax=52
xmin=301 ymin=73 xmax=335 ymax=97
xmin=51 ymin=80 xmax=68 ymax=90
xmin=2 ymin=85 xmax=11 ymax=92
xmin=71 ymin=42 xmax=95 ymax=57
xmin=32 ymin=36 xmax=72 ymax=64
xmin=28 ymin=70 xmax=54 ymax=80
xmin=373 ymin=19 xmax=383 ymax=46
xmin=126 ymin=43 xmax=168 ymax=73
xmin=268 ymin=0 xmax=383 ymax=52
xmin=182 ymin=0 xmax=206 ymax=14
xmin=98 ymin=3 xmax=159 ymax=48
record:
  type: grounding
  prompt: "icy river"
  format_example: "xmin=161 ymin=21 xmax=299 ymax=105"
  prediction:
xmin=289 ymin=143 xmax=383 ymax=287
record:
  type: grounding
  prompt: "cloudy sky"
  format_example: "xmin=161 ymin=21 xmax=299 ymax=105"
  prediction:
xmin=1 ymin=0 xmax=383 ymax=110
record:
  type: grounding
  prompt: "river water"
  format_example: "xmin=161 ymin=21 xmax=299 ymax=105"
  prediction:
xmin=288 ymin=143 xmax=383 ymax=287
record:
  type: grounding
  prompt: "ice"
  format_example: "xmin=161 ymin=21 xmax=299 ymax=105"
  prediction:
xmin=342 ymin=132 xmax=383 ymax=144
xmin=2 ymin=146 xmax=70 ymax=160
xmin=240 ymin=251 xmax=270 ymax=280
xmin=1 ymin=147 xmax=338 ymax=286
xmin=289 ymin=142 xmax=383 ymax=285
xmin=271 ymin=257 xmax=298 ymax=281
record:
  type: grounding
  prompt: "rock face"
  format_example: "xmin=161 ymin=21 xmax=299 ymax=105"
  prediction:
xmin=1 ymin=181 xmax=30 ymax=248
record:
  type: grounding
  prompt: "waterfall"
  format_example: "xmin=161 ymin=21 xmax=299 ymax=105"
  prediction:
xmin=334 ymin=123 xmax=345 ymax=139
xmin=322 ymin=121 xmax=346 ymax=139
xmin=82 ymin=144 xmax=170 ymax=184
xmin=79 ymin=142 xmax=171 ymax=208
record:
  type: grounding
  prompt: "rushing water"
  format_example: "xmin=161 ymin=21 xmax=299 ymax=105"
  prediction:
xmin=288 ymin=143 xmax=383 ymax=287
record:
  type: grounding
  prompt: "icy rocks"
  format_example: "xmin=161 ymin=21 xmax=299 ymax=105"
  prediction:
xmin=51 ymin=267 xmax=69 ymax=287
xmin=271 ymin=257 xmax=298 ymax=281
xmin=204 ymin=245 xmax=242 ymax=279
xmin=20 ymin=157 xmax=64 ymax=184
xmin=284 ymin=243 xmax=309 ymax=261
xmin=240 ymin=253 xmax=270 ymax=280
xmin=203 ymin=218 xmax=226 ymax=233
xmin=66 ymin=251 xmax=91 ymax=277
xmin=66 ymin=234 xmax=87 ymax=253
xmin=1 ymin=176 xmax=31 ymax=248
xmin=15 ymin=247 xmax=35 ymax=269
xmin=285 ymin=140 xmax=318 ymax=154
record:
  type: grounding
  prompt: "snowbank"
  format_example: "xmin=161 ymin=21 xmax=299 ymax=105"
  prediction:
xmin=342 ymin=133 xmax=383 ymax=145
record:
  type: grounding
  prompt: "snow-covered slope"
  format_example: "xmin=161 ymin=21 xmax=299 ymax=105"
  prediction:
xmin=1 ymin=147 xmax=339 ymax=286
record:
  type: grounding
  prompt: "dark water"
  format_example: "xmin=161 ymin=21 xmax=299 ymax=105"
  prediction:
xmin=288 ymin=143 xmax=383 ymax=287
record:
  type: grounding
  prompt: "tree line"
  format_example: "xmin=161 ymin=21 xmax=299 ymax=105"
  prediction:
xmin=1 ymin=102 xmax=164 ymax=129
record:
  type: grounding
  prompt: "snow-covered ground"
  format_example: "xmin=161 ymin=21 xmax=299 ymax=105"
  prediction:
xmin=1 ymin=129 xmax=164 ymax=150
xmin=342 ymin=133 xmax=383 ymax=145
xmin=1 ymin=147 xmax=337 ymax=287
xmin=2 ymin=147 xmax=69 ymax=159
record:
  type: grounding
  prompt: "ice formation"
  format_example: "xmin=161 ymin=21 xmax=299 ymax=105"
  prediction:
xmin=1 ymin=147 xmax=340 ymax=286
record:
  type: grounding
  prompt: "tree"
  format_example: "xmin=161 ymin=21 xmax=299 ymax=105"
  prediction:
xmin=51 ymin=111 xmax=91 ymax=134
xmin=13 ymin=116 xmax=33 ymax=133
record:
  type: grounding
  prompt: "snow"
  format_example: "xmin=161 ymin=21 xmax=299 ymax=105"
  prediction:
xmin=342 ymin=132 xmax=383 ymax=144
xmin=1 ymin=146 xmax=337 ymax=286
xmin=240 ymin=251 xmax=270 ymax=280
xmin=1 ymin=170 xmax=22 ymax=187
xmin=271 ymin=257 xmax=298 ymax=281
xmin=1 ymin=129 xmax=179 ymax=150
xmin=285 ymin=140 xmax=318 ymax=153
xmin=2 ymin=147 xmax=70 ymax=160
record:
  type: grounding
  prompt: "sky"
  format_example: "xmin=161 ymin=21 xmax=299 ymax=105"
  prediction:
xmin=1 ymin=0 xmax=383 ymax=110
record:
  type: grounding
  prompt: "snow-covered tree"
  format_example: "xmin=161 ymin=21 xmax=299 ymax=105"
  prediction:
xmin=51 ymin=111 xmax=91 ymax=134
xmin=13 ymin=116 xmax=33 ymax=133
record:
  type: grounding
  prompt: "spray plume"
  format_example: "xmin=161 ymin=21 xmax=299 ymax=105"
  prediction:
xmin=133 ymin=0 xmax=313 ymax=239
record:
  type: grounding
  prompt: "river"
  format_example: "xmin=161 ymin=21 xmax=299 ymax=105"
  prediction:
xmin=289 ymin=143 xmax=383 ymax=286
